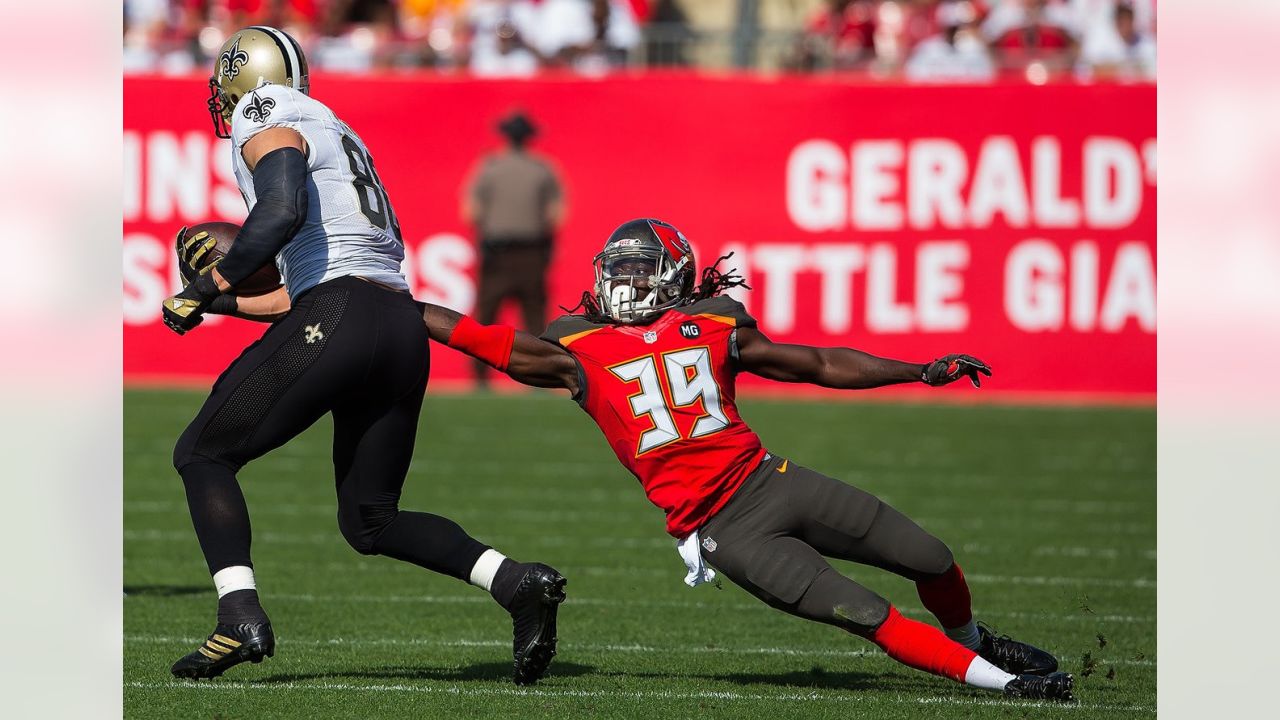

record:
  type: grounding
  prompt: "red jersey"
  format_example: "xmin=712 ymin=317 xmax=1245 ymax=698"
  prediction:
xmin=541 ymin=296 xmax=767 ymax=537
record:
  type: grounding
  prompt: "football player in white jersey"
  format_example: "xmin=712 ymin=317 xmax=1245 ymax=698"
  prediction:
xmin=160 ymin=26 xmax=566 ymax=684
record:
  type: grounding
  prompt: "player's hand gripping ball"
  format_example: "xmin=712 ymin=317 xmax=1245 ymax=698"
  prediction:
xmin=922 ymin=354 xmax=992 ymax=388
xmin=162 ymin=222 xmax=284 ymax=336
xmin=175 ymin=222 xmax=283 ymax=296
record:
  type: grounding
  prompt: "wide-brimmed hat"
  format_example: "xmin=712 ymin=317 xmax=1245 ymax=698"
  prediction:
xmin=498 ymin=111 xmax=537 ymax=143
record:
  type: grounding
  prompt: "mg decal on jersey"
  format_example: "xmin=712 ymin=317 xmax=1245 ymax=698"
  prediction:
xmin=680 ymin=322 xmax=700 ymax=339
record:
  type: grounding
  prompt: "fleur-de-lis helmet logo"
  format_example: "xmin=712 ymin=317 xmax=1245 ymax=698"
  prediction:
xmin=219 ymin=38 xmax=250 ymax=80
xmin=242 ymin=94 xmax=276 ymax=122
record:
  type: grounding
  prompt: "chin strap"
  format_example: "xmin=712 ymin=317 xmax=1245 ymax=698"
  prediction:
xmin=610 ymin=280 xmax=680 ymax=322
xmin=609 ymin=284 xmax=650 ymax=320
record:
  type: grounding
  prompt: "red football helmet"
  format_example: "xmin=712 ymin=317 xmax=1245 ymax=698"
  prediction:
xmin=593 ymin=219 xmax=696 ymax=323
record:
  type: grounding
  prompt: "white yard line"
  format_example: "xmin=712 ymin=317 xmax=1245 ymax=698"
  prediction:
xmin=124 ymin=588 xmax=1156 ymax=623
xmin=964 ymin=574 xmax=1155 ymax=589
xmin=125 ymin=634 xmax=1156 ymax=668
xmin=123 ymin=680 xmax=1154 ymax=713
xmin=124 ymin=529 xmax=1157 ymax=575
xmin=916 ymin=696 xmax=1153 ymax=713
xmin=125 ymin=497 xmax=1151 ymax=518
xmin=123 ymin=583 xmax=1153 ymax=624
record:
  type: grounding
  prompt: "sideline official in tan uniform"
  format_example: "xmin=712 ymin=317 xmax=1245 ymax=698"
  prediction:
xmin=462 ymin=111 xmax=565 ymax=387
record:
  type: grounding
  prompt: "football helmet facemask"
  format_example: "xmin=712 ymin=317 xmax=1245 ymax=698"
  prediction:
xmin=207 ymin=26 xmax=310 ymax=139
xmin=593 ymin=219 xmax=696 ymax=324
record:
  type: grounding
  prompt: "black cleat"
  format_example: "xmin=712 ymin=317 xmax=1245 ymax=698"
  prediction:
xmin=978 ymin=623 xmax=1059 ymax=675
xmin=508 ymin=563 xmax=567 ymax=685
xmin=1004 ymin=671 xmax=1076 ymax=702
xmin=170 ymin=622 xmax=274 ymax=680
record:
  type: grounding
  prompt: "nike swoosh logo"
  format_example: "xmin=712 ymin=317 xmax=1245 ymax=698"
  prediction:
xmin=778 ymin=460 xmax=788 ymax=474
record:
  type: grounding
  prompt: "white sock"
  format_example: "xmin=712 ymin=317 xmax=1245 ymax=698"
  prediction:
xmin=468 ymin=549 xmax=508 ymax=592
xmin=212 ymin=565 xmax=256 ymax=598
xmin=946 ymin=620 xmax=981 ymax=650
xmin=963 ymin=656 xmax=1016 ymax=691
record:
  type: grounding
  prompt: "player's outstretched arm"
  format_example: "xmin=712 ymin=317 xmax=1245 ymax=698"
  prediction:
xmin=735 ymin=327 xmax=991 ymax=390
xmin=421 ymin=303 xmax=580 ymax=392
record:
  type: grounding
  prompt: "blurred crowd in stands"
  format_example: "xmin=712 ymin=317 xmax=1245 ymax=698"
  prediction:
xmin=123 ymin=0 xmax=1155 ymax=82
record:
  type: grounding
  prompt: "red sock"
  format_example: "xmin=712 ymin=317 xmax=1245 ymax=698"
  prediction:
xmin=871 ymin=606 xmax=976 ymax=683
xmin=915 ymin=562 xmax=973 ymax=629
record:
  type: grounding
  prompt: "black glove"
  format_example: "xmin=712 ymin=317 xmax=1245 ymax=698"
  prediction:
xmin=922 ymin=354 xmax=992 ymax=388
xmin=162 ymin=273 xmax=222 ymax=335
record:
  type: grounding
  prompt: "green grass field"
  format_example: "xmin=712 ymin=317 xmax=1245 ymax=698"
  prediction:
xmin=124 ymin=389 xmax=1155 ymax=718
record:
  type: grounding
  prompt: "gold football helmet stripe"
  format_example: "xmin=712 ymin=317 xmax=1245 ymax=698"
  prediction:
xmin=212 ymin=634 xmax=242 ymax=648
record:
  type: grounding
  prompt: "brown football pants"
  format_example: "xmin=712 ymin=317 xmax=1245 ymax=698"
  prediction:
xmin=698 ymin=453 xmax=955 ymax=637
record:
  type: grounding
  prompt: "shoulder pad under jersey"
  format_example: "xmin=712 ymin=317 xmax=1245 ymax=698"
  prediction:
xmin=674 ymin=295 xmax=757 ymax=329
xmin=230 ymin=83 xmax=307 ymax=150
xmin=540 ymin=314 xmax=612 ymax=347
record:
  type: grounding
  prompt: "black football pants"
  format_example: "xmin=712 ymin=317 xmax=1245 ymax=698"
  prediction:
xmin=173 ymin=276 xmax=489 ymax=580
xmin=698 ymin=454 xmax=956 ymax=637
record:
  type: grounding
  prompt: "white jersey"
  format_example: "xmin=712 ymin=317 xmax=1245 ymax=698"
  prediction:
xmin=229 ymin=83 xmax=408 ymax=299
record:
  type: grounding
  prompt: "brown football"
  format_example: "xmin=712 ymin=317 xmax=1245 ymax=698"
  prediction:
xmin=181 ymin=221 xmax=283 ymax=297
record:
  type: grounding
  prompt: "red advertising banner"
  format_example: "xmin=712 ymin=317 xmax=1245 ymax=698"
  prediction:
xmin=124 ymin=73 xmax=1155 ymax=399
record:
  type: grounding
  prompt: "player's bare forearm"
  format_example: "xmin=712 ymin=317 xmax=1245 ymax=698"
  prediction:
xmin=507 ymin=332 xmax=580 ymax=392
xmin=736 ymin=327 xmax=992 ymax=390
xmin=805 ymin=346 xmax=923 ymax=388
xmin=737 ymin=329 xmax=921 ymax=389
xmin=422 ymin=302 xmax=463 ymax=345
xmin=211 ymin=266 xmax=232 ymax=292
xmin=224 ymin=286 xmax=291 ymax=323
xmin=422 ymin=303 xmax=579 ymax=392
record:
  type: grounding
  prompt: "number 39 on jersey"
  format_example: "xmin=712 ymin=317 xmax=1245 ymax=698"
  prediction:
xmin=540 ymin=295 xmax=767 ymax=538
xmin=609 ymin=346 xmax=731 ymax=456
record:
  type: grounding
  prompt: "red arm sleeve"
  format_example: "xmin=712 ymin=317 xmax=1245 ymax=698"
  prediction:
xmin=447 ymin=315 xmax=516 ymax=371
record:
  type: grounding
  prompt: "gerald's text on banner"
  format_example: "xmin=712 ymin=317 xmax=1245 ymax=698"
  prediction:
xmin=124 ymin=75 xmax=1154 ymax=398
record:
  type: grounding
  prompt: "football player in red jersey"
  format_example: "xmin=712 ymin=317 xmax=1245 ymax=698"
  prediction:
xmin=240 ymin=216 xmax=1073 ymax=699
xmin=424 ymin=218 xmax=1081 ymax=700
xmin=424 ymin=218 xmax=1075 ymax=702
